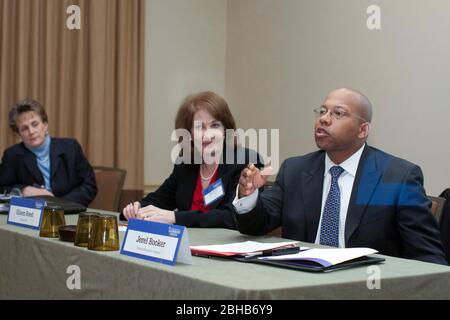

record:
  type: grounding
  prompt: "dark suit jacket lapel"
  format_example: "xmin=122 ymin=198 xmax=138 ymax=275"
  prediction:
xmin=22 ymin=146 xmax=43 ymax=183
xmin=345 ymin=146 xmax=382 ymax=244
xmin=303 ymin=152 xmax=325 ymax=243
xmin=50 ymin=139 xmax=64 ymax=179
xmin=179 ymin=164 xmax=199 ymax=209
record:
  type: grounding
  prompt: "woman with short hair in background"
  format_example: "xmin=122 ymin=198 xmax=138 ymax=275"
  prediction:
xmin=0 ymin=98 xmax=97 ymax=206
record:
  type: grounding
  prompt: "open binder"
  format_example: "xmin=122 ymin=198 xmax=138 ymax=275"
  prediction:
xmin=235 ymin=254 xmax=384 ymax=272
xmin=234 ymin=247 xmax=385 ymax=272
xmin=191 ymin=240 xmax=385 ymax=272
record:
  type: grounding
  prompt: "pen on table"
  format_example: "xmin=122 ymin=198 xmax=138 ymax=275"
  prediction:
xmin=192 ymin=252 xmax=214 ymax=259
xmin=244 ymin=246 xmax=302 ymax=259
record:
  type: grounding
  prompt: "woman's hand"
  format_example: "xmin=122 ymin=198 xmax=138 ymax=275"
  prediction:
xmin=137 ymin=205 xmax=176 ymax=224
xmin=122 ymin=201 xmax=141 ymax=220
xmin=22 ymin=186 xmax=54 ymax=197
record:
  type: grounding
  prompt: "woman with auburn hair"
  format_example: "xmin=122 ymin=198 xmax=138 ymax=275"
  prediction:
xmin=123 ymin=91 xmax=263 ymax=228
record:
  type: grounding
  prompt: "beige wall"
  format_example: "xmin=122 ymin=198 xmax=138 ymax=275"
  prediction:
xmin=146 ymin=0 xmax=450 ymax=195
xmin=145 ymin=0 xmax=227 ymax=185
xmin=226 ymin=0 xmax=450 ymax=195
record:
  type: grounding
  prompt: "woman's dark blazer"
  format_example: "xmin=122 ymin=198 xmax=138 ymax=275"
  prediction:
xmin=140 ymin=147 xmax=263 ymax=229
xmin=0 ymin=138 xmax=97 ymax=207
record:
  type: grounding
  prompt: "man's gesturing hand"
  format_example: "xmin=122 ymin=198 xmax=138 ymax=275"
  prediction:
xmin=238 ymin=164 xmax=272 ymax=198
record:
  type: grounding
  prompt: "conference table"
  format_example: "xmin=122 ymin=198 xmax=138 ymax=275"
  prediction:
xmin=0 ymin=211 xmax=450 ymax=300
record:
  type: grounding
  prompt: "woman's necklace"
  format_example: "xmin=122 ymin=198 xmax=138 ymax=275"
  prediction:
xmin=200 ymin=164 xmax=218 ymax=181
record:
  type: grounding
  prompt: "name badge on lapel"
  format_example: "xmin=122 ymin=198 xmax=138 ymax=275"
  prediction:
xmin=203 ymin=178 xmax=225 ymax=206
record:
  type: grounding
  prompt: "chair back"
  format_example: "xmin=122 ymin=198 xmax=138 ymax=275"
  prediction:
xmin=90 ymin=166 xmax=126 ymax=212
xmin=438 ymin=189 xmax=450 ymax=264
xmin=428 ymin=196 xmax=446 ymax=223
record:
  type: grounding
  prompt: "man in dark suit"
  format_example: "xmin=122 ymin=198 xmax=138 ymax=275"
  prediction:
xmin=233 ymin=88 xmax=447 ymax=265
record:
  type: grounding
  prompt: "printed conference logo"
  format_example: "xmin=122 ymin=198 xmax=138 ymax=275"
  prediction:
xmin=168 ymin=226 xmax=181 ymax=237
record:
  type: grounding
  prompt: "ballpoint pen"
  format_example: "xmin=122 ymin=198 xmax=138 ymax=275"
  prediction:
xmin=243 ymin=246 xmax=302 ymax=259
xmin=267 ymin=246 xmax=302 ymax=256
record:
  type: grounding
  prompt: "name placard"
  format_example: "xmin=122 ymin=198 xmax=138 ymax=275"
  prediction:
xmin=120 ymin=219 xmax=192 ymax=266
xmin=7 ymin=197 xmax=46 ymax=230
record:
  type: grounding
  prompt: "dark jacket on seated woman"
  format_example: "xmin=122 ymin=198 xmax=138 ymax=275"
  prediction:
xmin=140 ymin=147 xmax=263 ymax=229
xmin=0 ymin=138 xmax=97 ymax=207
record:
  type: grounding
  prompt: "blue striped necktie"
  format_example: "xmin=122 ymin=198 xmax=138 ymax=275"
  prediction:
xmin=320 ymin=166 xmax=344 ymax=247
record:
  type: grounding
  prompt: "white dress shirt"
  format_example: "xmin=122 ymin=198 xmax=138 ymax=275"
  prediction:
xmin=314 ymin=144 xmax=365 ymax=247
xmin=233 ymin=144 xmax=366 ymax=248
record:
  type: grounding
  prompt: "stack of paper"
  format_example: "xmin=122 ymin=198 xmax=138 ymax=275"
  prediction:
xmin=190 ymin=240 xmax=301 ymax=257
